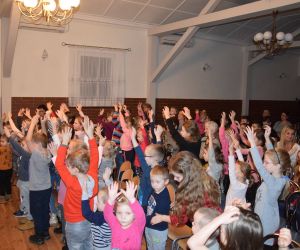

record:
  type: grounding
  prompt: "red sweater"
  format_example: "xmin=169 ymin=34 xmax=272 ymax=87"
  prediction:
xmin=55 ymin=139 xmax=99 ymax=223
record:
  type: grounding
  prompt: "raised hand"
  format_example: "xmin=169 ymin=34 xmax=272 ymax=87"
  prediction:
xmin=108 ymin=182 xmax=121 ymax=205
xmin=62 ymin=127 xmax=73 ymax=145
xmin=278 ymin=228 xmax=292 ymax=249
xmin=218 ymin=206 xmax=240 ymax=225
xmin=47 ymin=102 xmax=53 ymax=111
xmin=264 ymin=125 xmax=271 ymax=139
xmin=7 ymin=111 xmax=12 ymax=120
xmin=60 ymin=103 xmax=69 ymax=113
xmin=148 ymin=109 xmax=154 ymax=122
xmin=48 ymin=141 xmax=58 ymax=157
xmin=121 ymin=181 xmax=137 ymax=203
xmin=229 ymin=110 xmax=236 ymax=122
xmin=99 ymin=108 xmax=105 ymax=116
xmin=83 ymin=116 xmax=94 ymax=139
xmin=24 ymin=108 xmax=32 ymax=119
xmin=113 ymin=104 xmax=118 ymax=112
xmin=244 ymin=126 xmax=256 ymax=148
xmin=182 ymin=107 xmax=192 ymax=120
xmin=76 ymin=104 xmax=84 ymax=117
xmin=31 ymin=114 xmax=40 ymax=125
xmin=220 ymin=112 xmax=226 ymax=127
xmin=229 ymin=199 xmax=251 ymax=210
xmin=162 ymin=106 xmax=170 ymax=120
xmin=18 ymin=108 xmax=25 ymax=117
xmin=154 ymin=125 xmax=164 ymax=139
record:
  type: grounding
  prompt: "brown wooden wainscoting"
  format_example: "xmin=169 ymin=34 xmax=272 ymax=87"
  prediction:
xmin=11 ymin=97 xmax=146 ymax=123
xmin=249 ymin=100 xmax=300 ymax=124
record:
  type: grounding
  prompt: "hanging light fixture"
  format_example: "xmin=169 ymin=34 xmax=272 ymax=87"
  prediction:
xmin=253 ymin=11 xmax=293 ymax=56
xmin=16 ymin=0 xmax=80 ymax=25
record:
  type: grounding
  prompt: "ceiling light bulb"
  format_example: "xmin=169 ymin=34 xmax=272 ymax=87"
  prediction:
xmin=284 ymin=33 xmax=293 ymax=42
xmin=263 ymin=31 xmax=272 ymax=40
xmin=70 ymin=0 xmax=80 ymax=8
xmin=44 ymin=0 xmax=56 ymax=11
xmin=276 ymin=32 xmax=284 ymax=41
xmin=24 ymin=0 xmax=38 ymax=8
xmin=59 ymin=0 xmax=72 ymax=10
xmin=254 ymin=33 xmax=264 ymax=42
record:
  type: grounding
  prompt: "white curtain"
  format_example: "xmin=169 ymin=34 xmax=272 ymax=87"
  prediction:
xmin=68 ymin=47 xmax=125 ymax=106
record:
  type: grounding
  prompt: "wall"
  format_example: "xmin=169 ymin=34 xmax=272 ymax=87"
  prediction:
xmin=156 ymin=38 xmax=244 ymax=99
xmin=8 ymin=19 xmax=147 ymax=107
xmin=248 ymin=53 xmax=300 ymax=100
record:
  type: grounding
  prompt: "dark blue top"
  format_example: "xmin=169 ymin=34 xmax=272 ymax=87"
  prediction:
xmin=81 ymin=199 xmax=105 ymax=226
xmin=146 ymin=187 xmax=170 ymax=231
xmin=9 ymin=137 xmax=31 ymax=182
xmin=134 ymin=145 xmax=152 ymax=207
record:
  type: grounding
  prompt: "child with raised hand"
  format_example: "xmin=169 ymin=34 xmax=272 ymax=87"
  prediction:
xmin=203 ymin=128 xmax=224 ymax=183
xmin=25 ymin=114 xmax=52 ymax=245
xmin=95 ymin=125 xmax=116 ymax=189
xmin=191 ymin=208 xmax=220 ymax=250
xmin=245 ymin=126 xmax=288 ymax=241
xmin=104 ymin=181 xmax=146 ymax=250
xmin=145 ymin=166 xmax=171 ymax=250
xmin=55 ymin=116 xmax=99 ymax=249
xmin=131 ymin=127 xmax=165 ymax=207
xmin=225 ymin=139 xmax=251 ymax=207
xmin=163 ymin=106 xmax=201 ymax=158
xmin=81 ymin=181 xmax=111 ymax=250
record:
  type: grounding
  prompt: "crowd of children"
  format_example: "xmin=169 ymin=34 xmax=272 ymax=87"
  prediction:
xmin=0 ymin=102 xmax=299 ymax=250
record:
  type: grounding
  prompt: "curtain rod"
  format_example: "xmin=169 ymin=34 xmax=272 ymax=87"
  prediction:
xmin=61 ymin=42 xmax=131 ymax=51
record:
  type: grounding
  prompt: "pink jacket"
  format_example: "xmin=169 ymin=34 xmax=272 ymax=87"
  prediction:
xmin=104 ymin=200 xmax=146 ymax=250
xmin=119 ymin=112 xmax=133 ymax=151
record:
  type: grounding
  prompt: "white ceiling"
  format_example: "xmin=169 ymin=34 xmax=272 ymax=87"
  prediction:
xmin=1 ymin=0 xmax=299 ymax=44
xmin=77 ymin=0 xmax=300 ymax=44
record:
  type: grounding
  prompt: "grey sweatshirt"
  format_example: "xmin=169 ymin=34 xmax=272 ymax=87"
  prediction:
xmin=29 ymin=151 xmax=51 ymax=191
xmin=251 ymin=146 xmax=286 ymax=237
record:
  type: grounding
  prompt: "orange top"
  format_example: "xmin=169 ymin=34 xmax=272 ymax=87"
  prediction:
xmin=0 ymin=146 xmax=12 ymax=170
xmin=55 ymin=139 xmax=99 ymax=223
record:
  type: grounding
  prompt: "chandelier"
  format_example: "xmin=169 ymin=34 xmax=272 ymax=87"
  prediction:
xmin=16 ymin=0 xmax=80 ymax=25
xmin=253 ymin=11 xmax=293 ymax=56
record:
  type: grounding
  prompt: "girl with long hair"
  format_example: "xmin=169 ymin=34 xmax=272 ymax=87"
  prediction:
xmin=150 ymin=151 xmax=220 ymax=226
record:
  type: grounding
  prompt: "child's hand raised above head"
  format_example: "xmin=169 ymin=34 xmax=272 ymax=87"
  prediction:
xmin=244 ymin=126 xmax=256 ymax=148
xmin=108 ymin=182 xmax=121 ymax=205
xmin=264 ymin=125 xmax=271 ymax=139
xmin=47 ymin=102 xmax=53 ymax=111
xmin=24 ymin=108 xmax=32 ymax=119
xmin=62 ymin=127 xmax=73 ymax=146
xmin=220 ymin=112 xmax=226 ymax=126
xmin=182 ymin=107 xmax=192 ymax=120
xmin=229 ymin=110 xmax=236 ymax=123
xmin=31 ymin=114 xmax=40 ymax=125
xmin=121 ymin=181 xmax=137 ymax=204
xmin=83 ymin=116 xmax=94 ymax=139
xmin=99 ymin=108 xmax=105 ymax=116
xmin=278 ymin=228 xmax=292 ymax=249
xmin=162 ymin=106 xmax=170 ymax=120
xmin=18 ymin=108 xmax=25 ymax=117
xmin=218 ymin=206 xmax=240 ymax=225
xmin=154 ymin=124 xmax=164 ymax=139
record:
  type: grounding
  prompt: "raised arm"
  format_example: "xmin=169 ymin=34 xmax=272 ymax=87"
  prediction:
xmin=245 ymin=127 xmax=278 ymax=188
xmin=187 ymin=206 xmax=240 ymax=250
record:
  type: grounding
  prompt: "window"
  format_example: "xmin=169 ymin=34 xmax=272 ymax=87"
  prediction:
xmin=68 ymin=47 xmax=125 ymax=106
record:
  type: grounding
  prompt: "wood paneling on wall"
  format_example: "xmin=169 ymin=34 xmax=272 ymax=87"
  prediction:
xmin=11 ymin=97 xmax=146 ymax=122
xmin=249 ymin=100 xmax=300 ymax=123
